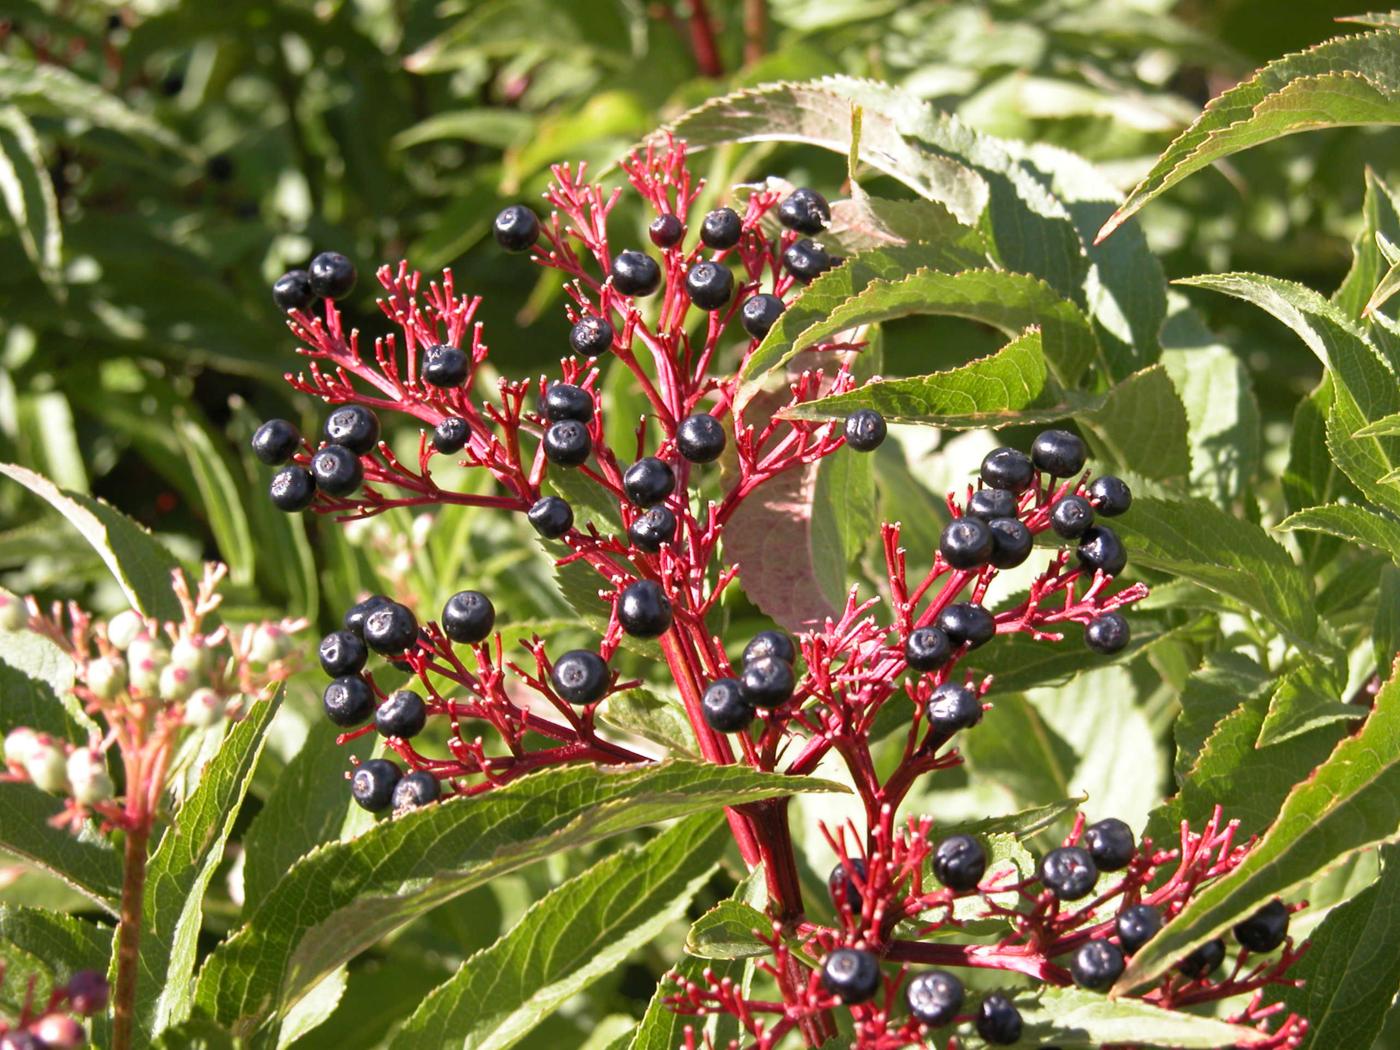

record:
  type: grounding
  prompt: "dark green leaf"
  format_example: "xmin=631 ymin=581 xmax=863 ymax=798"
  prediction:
xmin=1080 ymin=365 xmax=1191 ymax=482
xmin=598 ymin=689 xmax=698 ymax=758
xmin=0 ymin=782 xmax=121 ymax=913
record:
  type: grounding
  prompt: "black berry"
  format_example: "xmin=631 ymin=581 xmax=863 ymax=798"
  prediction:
xmin=310 ymin=444 xmax=363 ymax=497
xmin=828 ymin=857 xmax=868 ymax=913
xmin=442 ymin=590 xmax=495 ymax=644
xmin=976 ymin=994 xmax=1023 ymax=1045
xmin=344 ymin=594 xmax=390 ymax=638
xmin=617 ymin=579 xmax=672 ymax=638
xmin=980 ymin=447 xmax=1035 ymax=493
xmin=1071 ymin=940 xmax=1125 ymax=991
xmin=778 ymin=188 xmax=831 ymax=234
xmin=926 ymin=682 xmax=983 ymax=734
xmin=270 ymin=466 xmax=316 ymax=511
xmin=319 ymin=630 xmax=368 ymax=678
xmin=629 ymin=506 xmax=677 ymax=552
xmin=685 ymin=261 xmax=733 ymax=310
xmin=1234 ymin=899 xmax=1289 ymax=953
xmin=649 ymin=213 xmax=684 ymax=248
xmin=392 ymin=770 xmax=441 ymax=811
xmin=987 ymin=517 xmax=1033 ymax=569
xmin=739 ymin=656 xmax=795 ymax=708
xmin=433 ymin=417 xmax=469 ymax=454
xmin=740 ymin=294 xmax=785 ymax=339
xmin=272 ymin=270 xmax=314 ymax=312
xmin=744 ymin=630 xmax=796 ymax=665
xmin=932 ymin=834 xmax=986 ymax=892
xmin=1088 ymin=476 xmax=1132 ymax=517
xmin=351 ymin=758 xmax=402 ymax=812
xmin=308 ymin=251 xmax=357 ymax=300
xmin=904 ymin=627 xmax=952 ymax=672
xmin=251 ymin=419 xmax=301 ymax=465
xmin=940 ymin=517 xmax=994 ymax=570
xmin=677 ymin=413 xmax=727 ymax=463
xmin=1077 ymin=525 xmax=1128 ymax=576
xmin=1050 ymin=495 xmax=1094 ymax=539
xmin=543 ymin=383 xmax=594 ymax=423
xmin=700 ymin=207 xmax=742 ymax=249
xmin=936 ymin=602 xmax=997 ymax=649
xmin=1031 ymin=430 xmax=1087 ymax=477
xmin=569 ymin=316 xmax=615 ymax=356
xmin=1177 ymin=938 xmax=1226 ymax=980
xmin=544 ymin=420 xmax=592 ymax=467
xmin=422 ymin=344 xmax=469 ymax=387
xmin=820 ymin=948 xmax=880 ymax=1004
xmin=622 ymin=456 xmax=675 ymax=507
xmin=701 ymin=678 xmax=753 ymax=733
xmin=493 ymin=204 xmax=539 ymax=252
xmin=363 ymin=601 xmax=419 ymax=655
xmin=550 ymin=650 xmax=610 ymax=705
xmin=783 ymin=238 xmax=832 ymax=283
xmin=611 ymin=250 xmax=661 ymax=296
xmin=1086 ymin=613 xmax=1131 ymax=654
xmin=844 ymin=409 xmax=887 ymax=452
xmin=968 ymin=488 xmax=1018 ymax=521
xmin=323 ymin=405 xmax=381 ymax=455
xmin=906 ymin=969 xmax=964 ymax=1027
xmin=323 ymin=675 xmax=374 ymax=727
xmin=1039 ymin=846 xmax=1098 ymax=901
xmin=1084 ymin=817 xmax=1135 ymax=870
xmin=1116 ymin=903 xmax=1162 ymax=954
xmin=66 ymin=970 xmax=108 ymax=1015
xmin=376 ymin=689 xmax=427 ymax=739
xmin=528 ymin=495 xmax=574 ymax=539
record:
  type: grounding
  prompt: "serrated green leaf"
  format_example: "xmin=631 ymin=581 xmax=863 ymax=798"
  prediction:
xmin=1173 ymin=652 xmax=1272 ymax=786
xmin=1277 ymin=503 xmax=1400 ymax=564
xmin=1080 ymin=365 xmax=1191 ymax=482
xmin=1017 ymin=987 xmax=1269 ymax=1046
xmin=391 ymin=813 xmax=727 ymax=1050
xmin=1285 ymin=377 xmax=1359 ymax=566
xmin=196 ymin=761 xmax=845 ymax=1037
xmin=177 ymin=416 xmax=256 ymax=588
xmin=0 ymin=463 xmax=183 ymax=622
xmin=1358 ymin=410 xmax=1400 ymax=436
xmin=1121 ymin=658 xmax=1400 ymax=993
xmin=685 ymin=899 xmax=771 ymax=960
xmin=1100 ymin=28 xmax=1400 ymax=240
xmin=785 ymin=328 xmax=1102 ymax=429
xmin=1257 ymin=661 xmax=1359 ymax=748
xmin=0 ymin=905 xmax=111 ymax=1015
xmin=625 ymin=953 xmax=739 ymax=1050
xmin=0 ymin=106 xmax=61 ymax=290
xmin=0 ymin=625 xmax=90 ymax=739
xmin=598 ymin=689 xmax=698 ymax=758
xmin=939 ymin=795 xmax=1087 ymax=842
xmin=135 ymin=691 xmax=282 ymax=1040
xmin=0 ymin=782 xmax=121 ymax=913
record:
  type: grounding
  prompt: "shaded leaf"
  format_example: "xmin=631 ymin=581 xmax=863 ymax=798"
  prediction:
xmin=0 ymin=783 xmax=121 ymax=913
xmin=0 ymin=905 xmax=110 ymax=1013
xmin=0 ymin=106 xmax=61 ymax=289
xmin=686 ymin=899 xmax=771 ymax=960
xmin=1018 ymin=987 xmax=1268 ymax=1046
xmin=1278 ymin=503 xmax=1400 ymax=564
xmin=1257 ymin=661 xmax=1359 ymax=748
xmin=1080 ymin=365 xmax=1191 ymax=482
xmin=598 ymin=689 xmax=698 ymax=758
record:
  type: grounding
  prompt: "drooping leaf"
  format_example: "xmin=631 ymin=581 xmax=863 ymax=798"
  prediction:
xmin=1277 ymin=503 xmax=1400 ymax=564
xmin=0 ymin=782 xmax=121 ymax=913
xmin=0 ymin=463 xmax=183 ymax=622
xmin=1100 ymin=28 xmax=1400 ymax=240
xmin=1121 ymin=659 xmax=1400 ymax=992
xmin=195 ymin=761 xmax=845 ymax=1037
xmin=1256 ymin=661 xmax=1359 ymax=748
xmin=0 ymin=105 xmax=62 ymax=289
xmin=390 ymin=814 xmax=728 ymax=1050
xmin=1080 ymin=365 xmax=1191 ymax=482
xmin=176 ymin=416 xmax=256 ymax=588
xmin=1017 ymin=987 xmax=1268 ymax=1047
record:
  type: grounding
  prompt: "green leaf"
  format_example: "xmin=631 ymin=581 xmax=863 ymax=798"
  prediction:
xmin=624 ymin=953 xmax=740 ymax=1050
xmin=195 ymin=761 xmax=845 ymax=1037
xmin=0 ymin=782 xmax=121 ymax=912
xmin=1257 ymin=661 xmax=1359 ymax=748
xmin=1080 ymin=365 xmax=1191 ymax=482
xmin=785 ymin=328 xmax=1101 ymax=430
xmin=1284 ymin=377 xmax=1359 ymax=566
xmin=0 ymin=625 xmax=90 ymax=739
xmin=1017 ymin=987 xmax=1271 ymax=1047
xmin=391 ymin=109 xmax=533 ymax=151
xmin=177 ymin=416 xmax=256 ymax=588
xmin=0 ymin=106 xmax=62 ymax=289
xmin=685 ymin=899 xmax=771 ymax=960
xmin=1277 ymin=503 xmax=1400 ymax=564
xmin=1357 ymin=410 xmax=1400 ymax=436
xmin=1100 ymin=28 xmax=1400 ymax=239
xmin=963 ymin=694 xmax=1077 ymax=805
xmin=1278 ymin=846 xmax=1400 ymax=1050
xmin=939 ymin=795 xmax=1087 ymax=842
xmin=0 ymin=905 xmax=111 ymax=1013
xmin=598 ymin=689 xmax=698 ymax=758
xmin=1335 ymin=168 xmax=1400 ymax=322
xmin=0 ymin=463 xmax=183 ymax=622
xmin=1112 ymin=495 xmax=1316 ymax=643
xmin=749 ymin=268 xmax=1098 ymax=388
xmin=1378 ymin=567 xmax=1400 ymax=674
xmin=1121 ymin=658 xmax=1400 ymax=992
xmin=1173 ymin=653 xmax=1271 ymax=786
xmin=135 ymin=691 xmax=283 ymax=1040
xmin=391 ymin=813 xmax=727 ymax=1050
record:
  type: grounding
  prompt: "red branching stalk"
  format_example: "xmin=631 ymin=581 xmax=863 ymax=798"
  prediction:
xmin=267 ymin=137 xmax=1304 ymax=1048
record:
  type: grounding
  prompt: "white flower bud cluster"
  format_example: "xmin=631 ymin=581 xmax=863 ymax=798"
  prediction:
xmin=2 ymin=729 xmax=114 ymax=804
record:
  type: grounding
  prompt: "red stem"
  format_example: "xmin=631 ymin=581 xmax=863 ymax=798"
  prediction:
xmin=684 ymin=0 xmax=724 ymax=77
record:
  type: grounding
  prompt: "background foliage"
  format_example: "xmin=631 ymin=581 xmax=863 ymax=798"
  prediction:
xmin=3 ymin=0 xmax=1400 ymax=1047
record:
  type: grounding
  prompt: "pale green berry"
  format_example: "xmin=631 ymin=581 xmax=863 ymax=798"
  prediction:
xmin=159 ymin=663 xmax=196 ymax=702
xmin=127 ymin=634 xmax=169 ymax=695
xmin=171 ymin=636 xmax=212 ymax=674
xmin=66 ymin=748 xmax=114 ymax=805
xmin=24 ymin=738 xmax=70 ymax=793
xmin=0 ymin=590 xmax=27 ymax=632
xmin=249 ymin=624 xmax=292 ymax=666
xmin=106 ymin=610 xmax=145 ymax=650
xmin=86 ymin=656 xmax=127 ymax=701
xmin=184 ymin=688 xmax=226 ymax=728
xmin=4 ymin=727 xmax=39 ymax=768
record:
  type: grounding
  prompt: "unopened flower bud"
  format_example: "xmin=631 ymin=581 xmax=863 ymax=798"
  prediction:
xmin=0 ymin=588 xmax=27 ymax=632
xmin=24 ymin=737 xmax=70 ymax=793
xmin=249 ymin=623 xmax=292 ymax=666
xmin=171 ymin=635 xmax=212 ymax=674
xmin=127 ymin=634 xmax=169 ymax=695
xmin=159 ymin=663 xmax=197 ymax=702
xmin=106 ymin=609 xmax=145 ymax=651
xmin=85 ymin=656 xmax=127 ymax=701
xmin=66 ymin=748 xmax=114 ymax=805
xmin=184 ymin=688 xmax=226 ymax=728
xmin=3 ymin=727 xmax=39 ymax=769
xmin=31 ymin=1014 xmax=85 ymax=1049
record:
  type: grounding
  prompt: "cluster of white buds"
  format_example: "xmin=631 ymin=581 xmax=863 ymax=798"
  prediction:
xmin=2 ymin=730 xmax=115 ymax=805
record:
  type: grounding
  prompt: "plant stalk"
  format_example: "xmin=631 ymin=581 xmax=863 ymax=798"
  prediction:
xmin=111 ymin=820 xmax=151 ymax=1050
